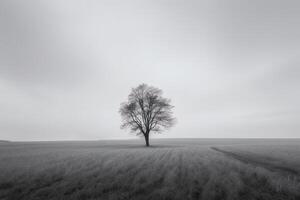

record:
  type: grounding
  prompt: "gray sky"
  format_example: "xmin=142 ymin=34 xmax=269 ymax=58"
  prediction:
xmin=1 ymin=0 xmax=299 ymax=141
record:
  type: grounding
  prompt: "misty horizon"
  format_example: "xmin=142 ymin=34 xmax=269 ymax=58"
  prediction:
xmin=1 ymin=0 xmax=300 ymax=141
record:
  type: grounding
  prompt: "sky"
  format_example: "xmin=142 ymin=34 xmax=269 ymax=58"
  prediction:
xmin=0 ymin=0 xmax=300 ymax=141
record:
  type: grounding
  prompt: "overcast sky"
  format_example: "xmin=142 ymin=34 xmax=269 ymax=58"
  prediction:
xmin=1 ymin=0 xmax=300 ymax=141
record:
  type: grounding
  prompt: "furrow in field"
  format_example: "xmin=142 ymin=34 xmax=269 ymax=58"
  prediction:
xmin=210 ymin=147 xmax=299 ymax=176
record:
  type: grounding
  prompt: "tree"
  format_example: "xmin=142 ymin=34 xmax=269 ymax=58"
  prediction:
xmin=119 ymin=84 xmax=176 ymax=146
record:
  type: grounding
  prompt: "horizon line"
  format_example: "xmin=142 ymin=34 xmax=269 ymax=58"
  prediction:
xmin=2 ymin=137 xmax=300 ymax=143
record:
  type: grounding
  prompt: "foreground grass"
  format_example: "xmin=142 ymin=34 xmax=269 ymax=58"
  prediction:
xmin=0 ymin=139 xmax=299 ymax=200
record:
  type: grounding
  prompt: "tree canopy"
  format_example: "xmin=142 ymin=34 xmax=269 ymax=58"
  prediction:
xmin=119 ymin=84 xmax=176 ymax=146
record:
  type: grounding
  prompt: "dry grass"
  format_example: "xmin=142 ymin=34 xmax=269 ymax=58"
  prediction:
xmin=0 ymin=139 xmax=299 ymax=200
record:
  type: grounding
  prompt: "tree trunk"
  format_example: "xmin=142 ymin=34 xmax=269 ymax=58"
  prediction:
xmin=144 ymin=133 xmax=150 ymax=147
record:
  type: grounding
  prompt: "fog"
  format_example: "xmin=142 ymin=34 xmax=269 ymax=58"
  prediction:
xmin=1 ymin=0 xmax=299 ymax=140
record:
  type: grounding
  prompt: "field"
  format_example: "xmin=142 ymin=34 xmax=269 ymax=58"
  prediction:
xmin=0 ymin=139 xmax=300 ymax=200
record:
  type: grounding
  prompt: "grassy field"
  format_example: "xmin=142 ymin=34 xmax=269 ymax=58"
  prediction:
xmin=0 ymin=139 xmax=300 ymax=200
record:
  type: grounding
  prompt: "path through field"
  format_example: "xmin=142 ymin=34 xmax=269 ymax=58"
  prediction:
xmin=211 ymin=147 xmax=300 ymax=176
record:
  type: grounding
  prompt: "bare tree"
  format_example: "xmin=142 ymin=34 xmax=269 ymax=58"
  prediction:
xmin=119 ymin=84 xmax=176 ymax=146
